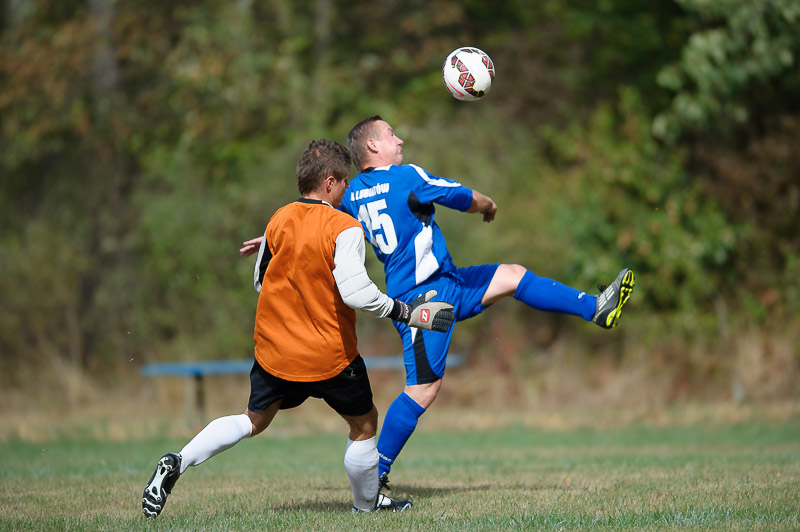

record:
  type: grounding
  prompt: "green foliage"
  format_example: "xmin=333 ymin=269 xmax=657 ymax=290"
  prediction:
xmin=650 ymin=0 xmax=800 ymax=323
xmin=536 ymin=89 xmax=738 ymax=312
xmin=1 ymin=0 xmax=798 ymax=394
xmin=541 ymin=0 xmax=689 ymax=111
xmin=654 ymin=0 xmax=800 ymax=142
xmin=130 ymin=134 xmax=303 ymax=359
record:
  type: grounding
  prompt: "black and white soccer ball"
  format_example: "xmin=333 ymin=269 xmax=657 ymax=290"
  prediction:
xmin=442 ymin=47 xmax=495 ymax=102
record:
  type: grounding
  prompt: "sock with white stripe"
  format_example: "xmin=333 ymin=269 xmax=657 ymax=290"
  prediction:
xmin=377 ymin=392 xmax=426 ymax=478
xmin=514 ymin=270 xmax=597 ymax=321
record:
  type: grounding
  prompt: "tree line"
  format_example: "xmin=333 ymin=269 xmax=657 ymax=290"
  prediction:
xmin=1 ymin=0 xmax=798 ymax=400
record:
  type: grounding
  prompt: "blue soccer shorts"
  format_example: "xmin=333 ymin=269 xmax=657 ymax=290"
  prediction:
xmin=392 ymin=264 xmax=499 ymax=385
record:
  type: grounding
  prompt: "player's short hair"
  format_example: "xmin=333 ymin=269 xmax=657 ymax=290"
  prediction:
xmin=347 ymin=115 xmax=383 ymax=171
xmin=296 ymin=139 xmax=352 ymax=196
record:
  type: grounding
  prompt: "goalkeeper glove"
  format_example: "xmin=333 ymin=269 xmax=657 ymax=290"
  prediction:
xmin=389 ymin=290 xmax=455 ymax=333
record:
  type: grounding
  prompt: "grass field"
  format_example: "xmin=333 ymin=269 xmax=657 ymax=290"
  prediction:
xmin=1 ymin=410 xmax=798 ymax=531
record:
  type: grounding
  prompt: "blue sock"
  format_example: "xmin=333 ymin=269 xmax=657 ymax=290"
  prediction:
xmin=514 ymin=270 xmax=596 ymax=321
xmin=377 ymin=392 xmax=426 ymax=477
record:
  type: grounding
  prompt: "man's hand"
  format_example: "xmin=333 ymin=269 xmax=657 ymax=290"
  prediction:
xmin=240 ymin=236 xmax=264 ymax=257
xmin=393 ymin=290 xmax=455 ymax=333
xmin=479 ymin=199 xmax=497 ymax=222
xmin=468 ymin=190 xmax=497 ymax=223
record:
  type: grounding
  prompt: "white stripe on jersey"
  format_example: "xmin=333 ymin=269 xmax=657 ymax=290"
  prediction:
xmin=409 ymin=164 xmax=462 ymax=187
xmin=253 ymin=230 xmax=268 ymax=292
xmin=414 ymin=224 xmax=440 ymax=285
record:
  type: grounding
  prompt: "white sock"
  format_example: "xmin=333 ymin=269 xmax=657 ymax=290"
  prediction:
xmin=178 ymin=414 xmax=253 ymax=474
xmin=344 ymin=437 xmax=379 ymax=511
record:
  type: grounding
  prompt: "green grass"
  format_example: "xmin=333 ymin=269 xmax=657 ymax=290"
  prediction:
xmin=1 ymin=419 xmax=798 ymax=531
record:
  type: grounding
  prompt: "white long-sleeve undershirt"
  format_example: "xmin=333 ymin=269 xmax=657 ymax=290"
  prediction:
xmin=332 ymin=226 xmax=395 ymax=317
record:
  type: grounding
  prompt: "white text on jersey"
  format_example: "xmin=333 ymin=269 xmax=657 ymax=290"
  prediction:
xmin=351 ymin=182 xmax=390 ymax=201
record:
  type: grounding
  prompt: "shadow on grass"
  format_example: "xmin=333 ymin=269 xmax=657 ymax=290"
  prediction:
xmin=273 ymin=501 xmax=352 ymax=513
xmin=272 ymin=483 xmax=503 ymax=513
xmin=395 ymin=483 xmax=497 ymax=498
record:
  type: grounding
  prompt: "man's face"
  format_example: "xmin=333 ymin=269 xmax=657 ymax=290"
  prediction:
xmin=371 ymin=120 xmax=404 ymax=165
xmin=329 ymin=176 xmax=349 ymax=207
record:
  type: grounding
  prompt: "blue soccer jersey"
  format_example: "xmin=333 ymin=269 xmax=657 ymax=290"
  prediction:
xmin=340 ymin=164 xmax=474 ymax=297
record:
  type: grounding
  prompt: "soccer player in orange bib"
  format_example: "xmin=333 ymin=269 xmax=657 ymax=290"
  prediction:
xmin=142 ymin=139 xmax=454 ymax=517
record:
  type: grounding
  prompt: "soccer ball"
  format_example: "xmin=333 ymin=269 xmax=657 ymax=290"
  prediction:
xmin=442 ymin=47 xmax=495 ymax=101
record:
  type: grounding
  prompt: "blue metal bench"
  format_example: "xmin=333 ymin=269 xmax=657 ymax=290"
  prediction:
xmin=141 ymin=354 xmax=464 ymax=426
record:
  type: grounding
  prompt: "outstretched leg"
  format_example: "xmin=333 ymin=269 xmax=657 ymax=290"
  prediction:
xmin=484 ymin=264 xmax=597 ymax=320
xmin=484 ymin=264 xmax=638 ymax=327
xmin=179 ymin=409 xmax=270 ymax=470
xmin=142 ymin=405 xmax=277 ymax=518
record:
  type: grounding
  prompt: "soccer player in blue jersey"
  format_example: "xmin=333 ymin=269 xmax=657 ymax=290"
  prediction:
xmin=338 ymin=116 xmax=636 ymax=494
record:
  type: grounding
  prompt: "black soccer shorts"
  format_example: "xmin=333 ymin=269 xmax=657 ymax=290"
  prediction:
xmin=247 ymin=355 xmax=374 ymax=417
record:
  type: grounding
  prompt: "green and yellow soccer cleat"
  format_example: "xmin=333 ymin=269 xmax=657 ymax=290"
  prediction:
xmin=592 ymin=268 xmax=635 ymax=329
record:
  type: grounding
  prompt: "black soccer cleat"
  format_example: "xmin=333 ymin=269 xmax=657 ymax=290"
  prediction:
xmin=375 ymin=492 xmax=412 ymax=512
xmin=351 ymin=492 xmax=413 ymax=513
xmin=592 ymin=268 xmax=635 ymax=329
xmin=142 ymin=453 xmax=182 ymax=518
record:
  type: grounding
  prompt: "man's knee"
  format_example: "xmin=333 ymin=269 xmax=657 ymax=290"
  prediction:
xmin=483 ymin=264 xmax=527 ymax=304
xmin=245 ymin=402 xmax=280 ymax=436
xmin=404 ymin=379 xmax=442 ymax=409
xmin=344 ymin=406 xmax=378 ymax=441
xmin=500 ymin=264 xmax=527 ymax=283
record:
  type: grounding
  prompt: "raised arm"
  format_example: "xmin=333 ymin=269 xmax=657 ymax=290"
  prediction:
xmin=466 ymin=189 xmax=497 ymax=222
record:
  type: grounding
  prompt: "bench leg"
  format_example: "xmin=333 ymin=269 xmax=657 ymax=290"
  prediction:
xmin=195 ymin=374 xmax=205 ymax=422
xmin=184 ymin=375 xmax=206 ymax=428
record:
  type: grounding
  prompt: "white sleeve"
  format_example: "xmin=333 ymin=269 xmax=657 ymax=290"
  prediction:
xmin=253 ymin=231 xmax=268 ymax=293
xmin=333 ymin=226 xmax=395 ymax=317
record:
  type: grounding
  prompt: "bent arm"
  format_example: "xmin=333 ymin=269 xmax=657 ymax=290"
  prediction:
xmin=333 ymin=226 xmax=395 ymax=317
xmin=466 ymin=189 xmax=497 ymax=222
xmin=332 ymin=226 xmax=455 ymax=332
